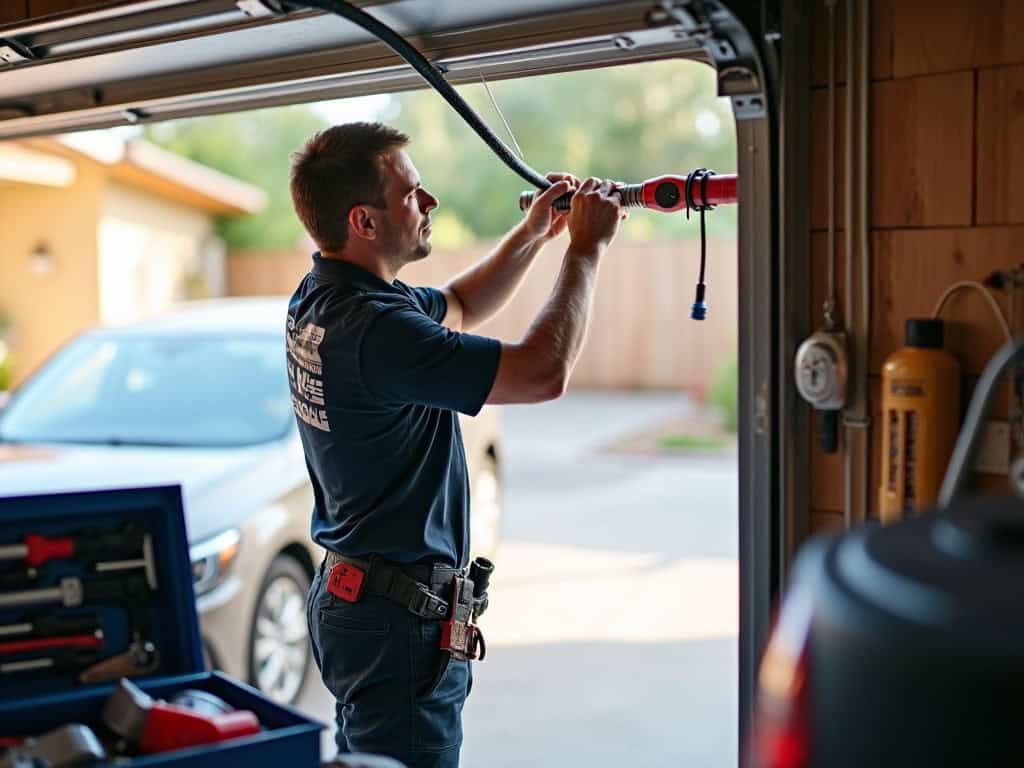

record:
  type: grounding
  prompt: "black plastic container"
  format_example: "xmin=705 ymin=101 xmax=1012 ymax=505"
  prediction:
xmin=802 ymin=496 xmax=1024 ymax=765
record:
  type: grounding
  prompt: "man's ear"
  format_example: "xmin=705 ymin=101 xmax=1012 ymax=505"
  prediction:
xmin=348 ymin=205 xmax=377 ymax=240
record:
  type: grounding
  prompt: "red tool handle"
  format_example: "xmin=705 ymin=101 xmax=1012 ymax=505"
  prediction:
xmin=638 ymin=173 xmax=738 ymax=211
xmin=23 ymin=534 xmax=74 ymax=567
xmin=0 ymin=634 xmax=102 ymax=655
xmin=141 ymin=704 xmax=260 ymax=753
xmin=518 ymin=171 xmax=738 ymax=212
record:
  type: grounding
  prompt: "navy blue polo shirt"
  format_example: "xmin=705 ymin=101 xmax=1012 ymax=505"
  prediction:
xmin=286 ymin=254 xmax=501 ymax=568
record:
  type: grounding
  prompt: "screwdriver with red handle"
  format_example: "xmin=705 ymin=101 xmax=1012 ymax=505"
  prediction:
xmin=0 ymin=612 xmax=103 ymax=656
xmin=0 ymin=525 xmax=148 ymax=568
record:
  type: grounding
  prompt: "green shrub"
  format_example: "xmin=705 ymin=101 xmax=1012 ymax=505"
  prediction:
xmin=658 ymin=434 xmax=728 ymax=451
xmin=0 ymin=355 xmax=11 ymax=393
xmin=708 ymin=355 xmax=738 ymax=432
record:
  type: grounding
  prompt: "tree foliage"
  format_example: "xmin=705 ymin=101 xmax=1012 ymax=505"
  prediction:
xmin=145 ymin=60 xmax=735 ymax=249
xmin=145 ymin=106 xmax=328 ymax=249
xmin=389 ymin=59 xmax=736 ymax=242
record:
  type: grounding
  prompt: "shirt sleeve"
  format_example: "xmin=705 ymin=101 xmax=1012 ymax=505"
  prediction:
xmin=359 ymin=302 xmax=501 ymax=416
xmin=408 ymin=285 xmax=448 ymax=323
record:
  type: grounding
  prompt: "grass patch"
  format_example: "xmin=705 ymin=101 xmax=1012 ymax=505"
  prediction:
xmin=708 ymin=356 xmax=738 ymax=432
xmin=657 ymin=433 xmax=728 ymax=451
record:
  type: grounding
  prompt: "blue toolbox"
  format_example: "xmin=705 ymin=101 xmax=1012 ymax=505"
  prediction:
xmin=0 ymin=485 xmax=322 ymax=768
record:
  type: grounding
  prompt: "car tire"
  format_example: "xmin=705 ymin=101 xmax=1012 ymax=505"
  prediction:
xmin=470 ymin=453 xmax=503 ymax=561
xmin=247 ymin=553 xmax=311 ymax=706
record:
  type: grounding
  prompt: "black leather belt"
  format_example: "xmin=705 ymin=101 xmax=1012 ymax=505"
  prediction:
xmin=323 ymin=551 xmax=463 ymax=620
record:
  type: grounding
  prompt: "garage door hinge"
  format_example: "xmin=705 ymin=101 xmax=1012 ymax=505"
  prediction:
xmin=235 ymin=0 xmax=286 ymax=18
xmin=0 ymin=39 xmax=35 ymax=66
xmin=646 ymin=1 xmax=712 ymax=41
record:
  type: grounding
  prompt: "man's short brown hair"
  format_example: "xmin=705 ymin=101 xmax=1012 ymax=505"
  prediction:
xmin=290 ymin=122 xmax=409 ymax=252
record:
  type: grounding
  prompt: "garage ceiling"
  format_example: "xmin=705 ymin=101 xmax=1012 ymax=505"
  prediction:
xmin=0 ymin=0 xmax=715 ymax=139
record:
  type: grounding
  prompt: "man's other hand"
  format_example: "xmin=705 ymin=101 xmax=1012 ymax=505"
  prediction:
xmin=522 ymin=172 xmax=580 ymax=242
xmin=567 ymin=178 xmax=623 ymax=253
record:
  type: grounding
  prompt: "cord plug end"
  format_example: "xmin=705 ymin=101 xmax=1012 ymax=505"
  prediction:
xmin=691 ymin=283 xmax=708 ymax=320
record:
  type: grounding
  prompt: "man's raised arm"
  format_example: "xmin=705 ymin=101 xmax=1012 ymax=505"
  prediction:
xmin=441 ymin=173 xmax=577 ymax=332
xmin=486 ymin=178 xmax=622 ymax=404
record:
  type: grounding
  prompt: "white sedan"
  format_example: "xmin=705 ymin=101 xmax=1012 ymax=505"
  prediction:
xmin=0 ymin=297 xmax=503 ymax=704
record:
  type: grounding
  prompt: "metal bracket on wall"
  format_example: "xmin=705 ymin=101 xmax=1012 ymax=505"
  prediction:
xmin=0 ymin=39 xmax=35 ymax=65
xmin=236 ymin=0 xmax=285 ymax=17
xmin=647 ymin=0 xmax=764 ymax=113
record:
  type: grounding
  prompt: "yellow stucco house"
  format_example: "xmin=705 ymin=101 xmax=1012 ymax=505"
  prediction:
xmin=0 ymin=133 xmax=265 ymax=387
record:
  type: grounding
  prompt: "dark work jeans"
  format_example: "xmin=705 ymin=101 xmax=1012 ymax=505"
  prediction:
xmin=307 ymin=561 xmax=473 ymax=768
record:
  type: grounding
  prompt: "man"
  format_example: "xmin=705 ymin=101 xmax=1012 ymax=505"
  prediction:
xmin=286 ymin=122 xmax=622 ymax=768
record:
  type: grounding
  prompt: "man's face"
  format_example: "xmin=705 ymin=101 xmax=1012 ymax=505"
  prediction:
xmin=375 ymin=148 xmax=438 ymax=265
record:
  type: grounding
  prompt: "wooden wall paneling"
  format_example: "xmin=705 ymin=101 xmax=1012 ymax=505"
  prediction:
xmin=972 ymin=475 xmax=1014 ymax=496
xmin=871 ymin=227 xmax=1024 ymax=376
xmin=811 ymin=0 xmax=847 ymax=88
xmin=809 ymin=232 xmax=847 ymax=513
xmin=871 ymin=72 xmax=974 ymax=228
xmin=810 ymin=411 xmax=844 ymax=512
xmin=891 ymin=0 xmax=1024 ymax=79
xmin=871 ymin=0 xmax=894 ymax=80
xmin=963 ymin=375 xmax=1012 ymax=421
xmin=811 ymin=87 xmax=846 ymax=231
xmin=977 ymin=64 xmax=1024 ymax=225
xmin=27 ymin=0 xmax=114 ymax=16
xmin=810 ymin=0 xmax=894 ymax=87
xmin=0 ymin=2 xmax=29 ymax=22
xmin=811 ymin=509 xmax=844 ymax=534
xmin=961 ymin=376 xmax=1011 ymax=499
xmin=810 ymin=234 xmax=848 ymax=340
xmin=868 ymin=375 xmax=881 ymax=520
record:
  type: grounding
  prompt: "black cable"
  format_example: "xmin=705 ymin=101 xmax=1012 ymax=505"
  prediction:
xmin=683 ymin=168 xmax=715 ymax=320
xmin=285 ymin=0 xmax=551 ymax=191
xmin=288 ymin=0 xmax=714 ymax=322
xmin=939 ymin=336 xmax=1024 ymax=508
xmin=699 ymin=206 xmax=707 ymax=284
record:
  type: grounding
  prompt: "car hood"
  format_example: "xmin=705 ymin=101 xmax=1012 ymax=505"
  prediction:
xmin=0 ymin=439 xmax=307 ymax=543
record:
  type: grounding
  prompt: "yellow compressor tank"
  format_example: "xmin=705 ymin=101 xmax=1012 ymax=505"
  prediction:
xmin=879 ymin=318 xmax=961 ymax=523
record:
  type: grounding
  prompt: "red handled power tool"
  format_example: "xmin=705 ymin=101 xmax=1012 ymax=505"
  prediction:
xmin=518 ymin=170 xmax=737 ymax=213
xmin=519 ymin=169 xmax=738 ymax=321
xmin=102 ymin=678 xmax=260 ymax=753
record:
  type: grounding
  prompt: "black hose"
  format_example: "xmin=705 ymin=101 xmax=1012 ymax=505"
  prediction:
xmin=285 ymin=0 xmax=552 ymax=191
xmin=938 ymin=337 xmax=1024 ymax=508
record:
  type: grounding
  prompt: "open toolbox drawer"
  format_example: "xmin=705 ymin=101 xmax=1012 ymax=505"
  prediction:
xmin=0 ymin=485 xmax=322 ymax=768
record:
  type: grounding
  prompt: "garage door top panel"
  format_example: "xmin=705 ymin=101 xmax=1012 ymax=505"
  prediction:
xmin=0 ymin=0 xmax=703 ymax=139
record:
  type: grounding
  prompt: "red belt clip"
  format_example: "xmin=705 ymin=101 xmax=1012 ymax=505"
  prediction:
xmin=327 ymin=560 xmax=366 ymax=603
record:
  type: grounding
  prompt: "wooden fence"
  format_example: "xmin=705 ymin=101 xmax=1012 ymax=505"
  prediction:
xmin=227 ymin=236 xmax=738 ymax=393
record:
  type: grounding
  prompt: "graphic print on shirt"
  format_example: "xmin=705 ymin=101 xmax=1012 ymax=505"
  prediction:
xmin=286 ymin=315 xmax=330 ymax=432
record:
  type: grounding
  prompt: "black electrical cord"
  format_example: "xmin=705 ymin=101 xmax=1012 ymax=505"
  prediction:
xmin=286 ymin=0 xmax=716 ymax=323
xmin=284 ymin=0 xmax=552 ymax=191
xmin=684 ymin=168 xmax=715 ymax=320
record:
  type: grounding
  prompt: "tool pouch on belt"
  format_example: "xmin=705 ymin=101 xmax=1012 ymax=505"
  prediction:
xmin=324 ymin=553 xmax=488 ymax=660
xmin=440 ymin=575 xmax=486 ymax=662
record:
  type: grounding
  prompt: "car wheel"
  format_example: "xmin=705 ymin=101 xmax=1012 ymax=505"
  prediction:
xmin=248 ymin=554 xmax=311 ymax=706
xmin=470 ymin=454 xmax=502 ymax=560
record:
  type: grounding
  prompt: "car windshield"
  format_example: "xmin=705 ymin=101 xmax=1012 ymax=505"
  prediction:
xmin=0 ymin=333 xmax=292 ymax=447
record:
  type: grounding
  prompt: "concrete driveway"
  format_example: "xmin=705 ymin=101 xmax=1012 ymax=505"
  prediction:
xmin=296 ymin=391 xmax=738 ymax=767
